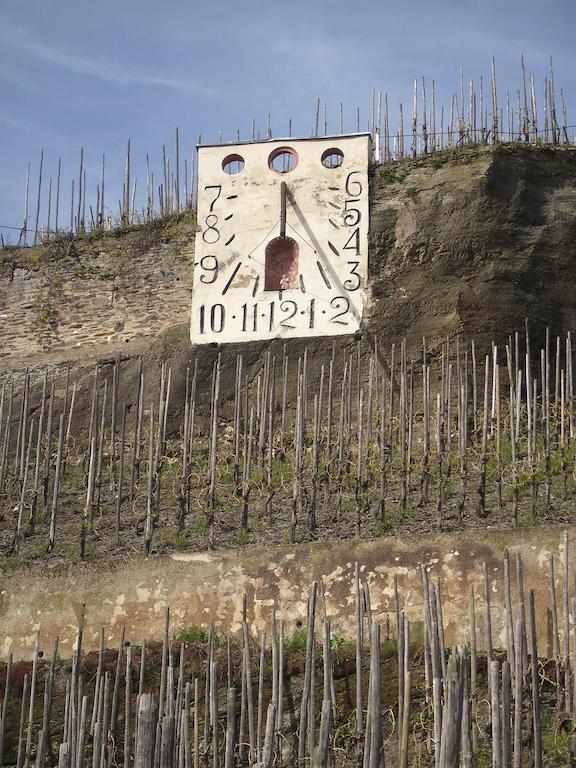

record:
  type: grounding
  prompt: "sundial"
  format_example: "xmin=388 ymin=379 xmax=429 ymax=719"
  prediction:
xmin=190 ymin=134 xmax=371 ymax=344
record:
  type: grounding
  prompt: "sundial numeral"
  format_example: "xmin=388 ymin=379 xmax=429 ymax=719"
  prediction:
xmin=199 ymin=303 xmax=225 ymax=333
xmin=343 ymin=199 xmax=361 ymax=227
xmin=204 ymin=185 xmax=222 ymax=212
xmin=199 ymin=255 xmax=219 ymax=284
xmin=344 ymin=261 xmax=361 ymax=291
xmin=330 ymin=296 xmax=350 ymax=325
xmin=202 ymin=214 xmax=220 ymax=244
xmin=280 ymin=300 xmax=298 ymax=328
xmin=343 ymin=228 xmax=360 ymax=255
xmin=345 ymin=172 xmax=363 ymax=197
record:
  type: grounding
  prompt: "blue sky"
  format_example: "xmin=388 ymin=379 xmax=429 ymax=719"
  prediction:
xmin=0 ymin=0 xmax=574 ymax=241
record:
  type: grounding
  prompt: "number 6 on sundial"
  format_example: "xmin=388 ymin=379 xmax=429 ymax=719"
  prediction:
xmin=190 ymin=135 xmax=372 ymax=345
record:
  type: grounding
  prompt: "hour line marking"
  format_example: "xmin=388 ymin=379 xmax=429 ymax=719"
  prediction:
xmin=328 ymin=241 xmax=339 ymax=257
xmin=225 ymin=234 xmax=236 ymax=246
xmin=328 ymin=201 xmax=339 ymax=210
xmin=221 ymin=262 xmax=242 ymax=295
xmin=299 ymin=274 xmax=306 ymax=293
xmin=328 ymin=186 xmax=339 ymax=191
xmin=226 ymin=194 xmax=238 ymax=199
xmin=328 ymin=218 xmax=339 ymax=228
xmin=224 ymin=213 xmax=233 ymax=221
xmin=252 ymin=274 xmax=260 ymax=297
xmin=316 ymin=261 xmax=332 ymax=289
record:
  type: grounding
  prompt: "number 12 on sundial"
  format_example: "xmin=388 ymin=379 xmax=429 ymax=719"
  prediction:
xmin=190 ymin=134 xmax=371 ymax=345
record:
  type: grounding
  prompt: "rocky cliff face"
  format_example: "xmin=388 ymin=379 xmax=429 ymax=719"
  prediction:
xmin=368 ymin=144 xmax=576 ymax=352
xmin=1 ymin=144 xmax=575 ymax=396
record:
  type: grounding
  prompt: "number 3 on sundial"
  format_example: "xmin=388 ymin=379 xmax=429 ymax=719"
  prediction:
xmin=190 ymin=134 xmax=372 ymax=345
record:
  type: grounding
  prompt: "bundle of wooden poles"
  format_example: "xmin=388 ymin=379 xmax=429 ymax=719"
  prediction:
xmin=0 ymin=324 xmax=575 ymax=556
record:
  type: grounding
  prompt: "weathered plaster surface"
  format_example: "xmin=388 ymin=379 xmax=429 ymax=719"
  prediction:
xmin=0 ymin=524 xmax=570 ymax=660
xmin=191 ymin=135 xmax=370 ymax=344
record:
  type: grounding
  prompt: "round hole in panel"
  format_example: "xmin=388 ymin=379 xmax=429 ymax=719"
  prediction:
xmin=268 ymin=146 xmax=298 ymax=174
xmin=321 ymin=147 xmax=344 ymax=168
xmin=222 ymin=154 xmax=245 ymax=175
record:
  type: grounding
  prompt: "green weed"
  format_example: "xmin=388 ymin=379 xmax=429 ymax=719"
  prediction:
xmin=542 ymin=717 xmax=571 ymax=763
xmin=190 ymin=517 xmax=208 ymax=535
xmin=155 ymin=526 xmax=188 ymax=551
xmin=380 ymin=169 xmax=407 ymax=184
xmin=233 ymin=530 xmax=250 ymax=546
xmin=285 ymin=628 xmax=308 ymax=655
xmin=474 ymin=747 xmax=490 ymax=768
xmin=377 ymin=521 xmax=394 ymax=535
xmin=330 ymin=635 xmax=356 ymax=662
xmin=174 ymin=625 xmax=209 ymax=645
xmin=381 ymin=639 xmax=398 ymax=660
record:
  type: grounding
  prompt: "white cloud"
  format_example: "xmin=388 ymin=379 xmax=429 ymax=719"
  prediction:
xmin=0 ymin=19 xmax=216 ymax=95
xmin=0 ymin=114 xmax=33 ymax=132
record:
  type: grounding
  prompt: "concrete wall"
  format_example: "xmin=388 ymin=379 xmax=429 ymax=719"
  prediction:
xmin=0 ymin=524 xmax=570 ymax=660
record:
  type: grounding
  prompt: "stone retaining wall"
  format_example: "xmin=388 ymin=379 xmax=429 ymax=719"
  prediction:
xmin=0 ymin=524 xmax=569 ymax=660
xmin=0 ymin=217 xmax=195 ymax=369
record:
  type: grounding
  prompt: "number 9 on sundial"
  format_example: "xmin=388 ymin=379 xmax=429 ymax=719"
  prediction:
xmin=190 ymin=134 xmax=372 ymax=345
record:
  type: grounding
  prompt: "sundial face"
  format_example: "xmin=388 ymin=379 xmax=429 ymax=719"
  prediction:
xmin=190 ymin=134 xmax=371 ymax=345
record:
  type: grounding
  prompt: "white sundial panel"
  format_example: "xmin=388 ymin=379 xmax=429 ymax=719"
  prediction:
xmin=190 ymin=134 xmax=371 ymax=345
